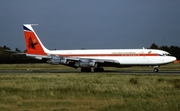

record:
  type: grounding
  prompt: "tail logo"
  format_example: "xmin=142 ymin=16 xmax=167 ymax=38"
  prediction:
xmin=28 ymin=37 xmax=38 ymax=49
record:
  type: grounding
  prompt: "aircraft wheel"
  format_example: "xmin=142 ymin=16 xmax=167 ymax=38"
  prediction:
xmin=99 ymin=68 xmax=104 ymax=72
xmin=94 ymin=68 xmax=98 ymax=72
xmin=154 ymin=68 xmax=159 ymax=72
xmin=94 ymin=68 xmax=104 ymax=72
xmin=81 ymin=68 xmax=91 ymax=72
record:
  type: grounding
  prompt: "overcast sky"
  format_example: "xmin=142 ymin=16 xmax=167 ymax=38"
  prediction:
xmin=0 ymin=0 xmax=180 ymax=50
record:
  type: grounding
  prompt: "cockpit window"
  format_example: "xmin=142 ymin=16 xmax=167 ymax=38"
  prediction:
xmin=162 ymin=53 xmax=170 ymax=56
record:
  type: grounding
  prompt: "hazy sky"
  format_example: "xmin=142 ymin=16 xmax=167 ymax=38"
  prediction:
xmin=0 ymin=0 xmax=180 ymax=50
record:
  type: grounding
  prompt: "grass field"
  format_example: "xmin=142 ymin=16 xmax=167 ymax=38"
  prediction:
xmin=0 ymin=63 xmax=180 ymax=111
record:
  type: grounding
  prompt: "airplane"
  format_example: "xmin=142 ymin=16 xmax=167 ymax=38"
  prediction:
xmin=23 ymin=24 xmax=176 ymax=72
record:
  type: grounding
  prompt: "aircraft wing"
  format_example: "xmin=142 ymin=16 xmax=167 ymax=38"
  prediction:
xmin=66 ymin=57 xmax=120 ymax=63
xmin=24 ymin=53 xmax=120 ymax=67
xmin=46 ymin=54 xmax=120 ymax=68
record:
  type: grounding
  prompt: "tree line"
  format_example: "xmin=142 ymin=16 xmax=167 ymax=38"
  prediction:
xmin=0 ymin=43 xmax=179 ymax=64
xmin=0 ymin=45 xmax=45 ymax=64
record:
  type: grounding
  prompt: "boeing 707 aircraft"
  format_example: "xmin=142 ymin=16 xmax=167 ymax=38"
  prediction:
xmin=23 ymin=24 xmax=176 ymax=72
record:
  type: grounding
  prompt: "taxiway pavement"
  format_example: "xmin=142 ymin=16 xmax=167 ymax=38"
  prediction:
xmin=0 ymin=70 xmax=180 ymax=75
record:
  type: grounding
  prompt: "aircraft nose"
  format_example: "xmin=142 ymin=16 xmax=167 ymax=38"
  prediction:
xmin=164 ymin=56 xmax=176 ymax=63
xmin=172 ymin=56 xmax=177 ymax=61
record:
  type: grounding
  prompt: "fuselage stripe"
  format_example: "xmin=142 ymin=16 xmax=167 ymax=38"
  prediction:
xmin=56 ymin=53 xmax=159 ymax=57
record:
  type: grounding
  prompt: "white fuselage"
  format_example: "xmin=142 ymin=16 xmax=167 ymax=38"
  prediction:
xmin=45 ymin=49 xmax=176 ymax=66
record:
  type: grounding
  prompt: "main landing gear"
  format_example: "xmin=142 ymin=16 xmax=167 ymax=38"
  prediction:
xmin=81 ymin=67 xmax=104 ymax=72
xmin=93 ymin=67 xmax=104 ymax=72
xmin=81 ymin=68 xmax=91 ymax=72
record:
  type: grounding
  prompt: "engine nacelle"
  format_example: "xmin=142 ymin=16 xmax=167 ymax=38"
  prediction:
xmin=47 ymin=56 xmax=67 ymax=65
xmin=75 ymin=59 xmax=96 ymax=68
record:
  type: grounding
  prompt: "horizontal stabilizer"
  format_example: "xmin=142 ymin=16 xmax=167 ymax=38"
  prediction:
xmin=5 ymin=50 xmax=25 ymax=55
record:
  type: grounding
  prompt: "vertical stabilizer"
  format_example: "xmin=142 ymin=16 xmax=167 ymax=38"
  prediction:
xmin=23 ymin=24 xmax=49 ymax=55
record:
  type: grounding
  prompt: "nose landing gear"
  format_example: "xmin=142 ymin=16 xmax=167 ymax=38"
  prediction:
xmin=153 ymin=66 xmax=159 ymax=72
xmin=154 ymin=68 xmax=159 ymax=72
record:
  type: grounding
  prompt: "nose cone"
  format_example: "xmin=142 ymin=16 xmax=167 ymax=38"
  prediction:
xmin=164 ymin=56 xmax=176 ymax=64
xmin=172 ymin=57 xmax=177 ymax=61
xmin=170 ymin=56 xmax=176 ymax=63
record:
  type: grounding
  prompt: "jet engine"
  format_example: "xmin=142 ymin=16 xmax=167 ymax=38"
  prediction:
xmin=47 ymin=56 xmax=67 ymax=65
xmin=75 ymin=59 xmax=96 ymax=68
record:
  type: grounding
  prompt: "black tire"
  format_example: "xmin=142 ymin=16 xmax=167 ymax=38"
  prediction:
xmin=154 ymin=68 xmax=159 ymax=72
xmin=81 ymin=68 xmax=91 ymax=72
xmin=93 ymin=68 xmax=104 ymax=72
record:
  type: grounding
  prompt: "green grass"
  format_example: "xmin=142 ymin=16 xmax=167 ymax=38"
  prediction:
xmin=0 ymin=64 xmax=72 ymax=70
xmin=0 ymin=63 xmax=180 ymax=111
xmin=0 ymin=73 xmax=180 ymax=111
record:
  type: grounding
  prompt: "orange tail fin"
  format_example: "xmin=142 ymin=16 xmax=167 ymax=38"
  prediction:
xmin=23 ymin=24 xmax=48 ymax=55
